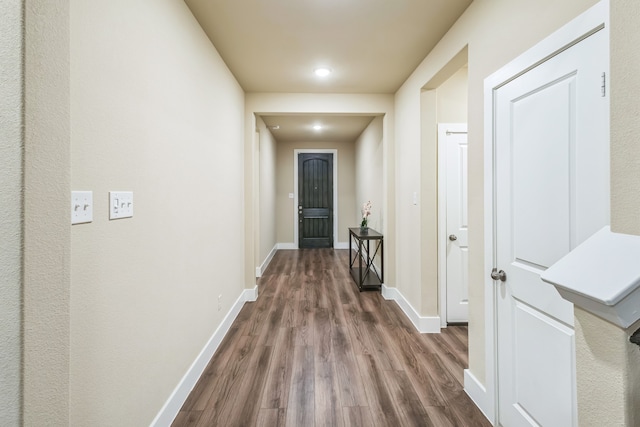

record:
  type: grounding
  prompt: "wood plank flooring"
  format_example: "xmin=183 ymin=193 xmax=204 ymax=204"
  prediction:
xmin=172 ymin=249 xmax=491 ymax=427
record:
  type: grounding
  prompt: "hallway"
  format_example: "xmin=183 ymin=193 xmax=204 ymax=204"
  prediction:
xmin=172 ymin=249 xmax=490 ymax=426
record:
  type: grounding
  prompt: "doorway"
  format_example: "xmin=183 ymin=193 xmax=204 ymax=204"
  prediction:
xmin=297 ymin=152 xmax=334 ymax=248
xmin=485 ymin=7 xmax=609 ymax=425
xmin=438 ymin=123 xmax=469 ymax=324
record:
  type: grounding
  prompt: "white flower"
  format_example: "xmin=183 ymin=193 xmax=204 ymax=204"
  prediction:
xmin=361 ymin=201 xmax=372 ymax=219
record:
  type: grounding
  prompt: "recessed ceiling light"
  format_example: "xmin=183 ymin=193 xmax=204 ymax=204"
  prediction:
xmin=314 ymin=68 xmax=332 ymax=77
xmin=313 ymin=125 xmax=322 ymax=131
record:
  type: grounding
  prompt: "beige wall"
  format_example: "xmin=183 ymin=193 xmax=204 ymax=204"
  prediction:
xmin=256 ymin=117 xmax=278 ymax=266
xmin=394 ymin=0 xmax=599 ymax=386
xmin=70 ymin=0 xmax=245 ymax=425
xmin=575 ymin=308 xmax=639 ymax=426
xmin=0 ymin=0 xmax=23 ymax=424
xmin=581 ymin=1 xmax=640 ymax=424
xmin=355 ymin=117 xmax=383 ymax=231
xmin=23 ymin=0 xmax=72 ymax=425
xmin=275 ymin=141 xmax=356 ymax=245
xmin=354 ymin=117 xmax=383 ymax=267
xmin=611 ymin=0 xmax=640 ymax=236
xmin=437 ymin=67 xmax=468 ymax=123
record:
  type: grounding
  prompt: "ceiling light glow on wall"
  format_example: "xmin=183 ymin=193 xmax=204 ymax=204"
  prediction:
xmin=313 ymin=125 xmax=322 ymax=131
xmin=314 ymin=68 xmax=332 ymax=77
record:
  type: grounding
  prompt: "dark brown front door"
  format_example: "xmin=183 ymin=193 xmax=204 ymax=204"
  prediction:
xmin=298 ymin=153 xmax=333 ymax=248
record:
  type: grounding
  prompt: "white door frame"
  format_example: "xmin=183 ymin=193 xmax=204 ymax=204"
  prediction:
xmin=437 ymin=123 xmax=467 ymax=328
xmin=480 ymin=1 xmax=609 ymax=423
xmin=293 ymin=149 xmax=339 ymax=249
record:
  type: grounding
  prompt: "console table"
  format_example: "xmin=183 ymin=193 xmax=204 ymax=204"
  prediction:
xmin=348 ymin=227 xmax=384 ymax=291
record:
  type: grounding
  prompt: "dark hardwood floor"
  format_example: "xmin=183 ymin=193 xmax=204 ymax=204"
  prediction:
xmin=172 ymin=249 xmax=491 ymax=427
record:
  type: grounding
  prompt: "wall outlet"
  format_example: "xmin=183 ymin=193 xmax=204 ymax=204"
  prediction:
xmin=218 ymin=295 xmax=222 ymax=312
xmin=71 ymin=191 xmax=93 ymax=224
xmin=109 ymin=191 xmax=133 ymax=220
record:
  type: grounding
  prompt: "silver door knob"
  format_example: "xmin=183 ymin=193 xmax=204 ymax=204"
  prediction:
xmin=491 ymin=268 xmax=507 ymax=282
xmin=449 ymin=234 xmax=457 ymax=241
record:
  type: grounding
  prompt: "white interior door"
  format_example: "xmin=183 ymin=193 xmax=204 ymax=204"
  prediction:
xmin=439 ymin=124 xmax=469 ymax=323
xmin=493 ymin=27 xmax=609 ymax=427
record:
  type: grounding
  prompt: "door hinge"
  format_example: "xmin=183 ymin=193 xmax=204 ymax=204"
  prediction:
xmin=601 ymin=72 xmax=606 ymax=97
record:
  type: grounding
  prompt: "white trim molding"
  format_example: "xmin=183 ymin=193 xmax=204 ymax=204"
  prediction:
xmin=277 ymin=242 xmax=298 ymax=250
xmin=437 ymin=123 xmax=468 ymax=328
xmin=293 ymin=149 xmax=339 ymax=249
xmin=464 ymin=369 xmax=494 ymax=424
xmin=150 ymin=286 xmax=258 ymax=426
xmin=276 ymin=242 xmax=348 ymax=250
xmin=256 ymin=244 xmax=278 ymax=278
xmin=381 ymin=285 xmax=441 ymax=333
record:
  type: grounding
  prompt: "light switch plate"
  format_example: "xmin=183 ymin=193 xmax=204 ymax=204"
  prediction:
xmin=71 ymin=191 xmax=93 ymax=224
xmin=109 ymin=191 xmax=133 ymax=219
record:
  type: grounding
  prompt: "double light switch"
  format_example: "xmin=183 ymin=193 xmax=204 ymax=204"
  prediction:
xmin=71 ymin=191 xmax=93 ymax=224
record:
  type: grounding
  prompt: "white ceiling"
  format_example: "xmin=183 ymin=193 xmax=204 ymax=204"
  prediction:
xmin=184 ymin=0 xmax=472 ymax=141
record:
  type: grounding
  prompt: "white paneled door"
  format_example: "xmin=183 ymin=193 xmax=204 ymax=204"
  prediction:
xmin=440 ymin=124 xmax=469 ymax=323
xmin=492 ymin=26 xmax=609 ymax=427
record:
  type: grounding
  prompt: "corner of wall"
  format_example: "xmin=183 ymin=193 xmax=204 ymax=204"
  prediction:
xmin=23 ymin=0 xmax=71 ymax=424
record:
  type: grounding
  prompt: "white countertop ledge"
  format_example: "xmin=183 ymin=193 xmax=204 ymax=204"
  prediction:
xmin=541 ymin=226 xmax=640 ymax=329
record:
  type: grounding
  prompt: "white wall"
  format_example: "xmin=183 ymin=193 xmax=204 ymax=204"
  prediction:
xmin=0 ymin=1 xmax=23 ymax=424
xmin=394 ymin=0 xmax=599 ymax=386
xmin=70 ymin=0 xmax=245 ymax=425
xmin=256 ymin=117 xmax=278 ymax=266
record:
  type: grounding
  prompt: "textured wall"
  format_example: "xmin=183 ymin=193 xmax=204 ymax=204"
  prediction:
xmin=0 ymin=0 xmax=23 ymax=425
xmin=23 ymin=0 xmax=71 ymax=425
xmin=611 ymin=0 xmax=640 ymax=236
xmin=575 ymin=308 xmax=637 ymax=426
xmin=69 ymin=0 xmax=245 ymax=425
xmin=576 ymin=1 xmax=640 ymax=424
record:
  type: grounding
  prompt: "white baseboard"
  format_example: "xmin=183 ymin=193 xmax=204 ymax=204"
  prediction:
xmin=256 ymin=245 xmax=278 ymax=278
xmin=381 ymin=284 xmax=441 ymax=333
xmin=277 ymin=242 xmax=297 ymax=250
xmin=150 ymin=286 xmax=258 ymax=427
xmin=243 ymin=285 xmax=258 ymax=302
xmin=276 ymin=242 xmax=349 ymax=250
xmin=464 ymin=369 xmax=495 ymax=424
